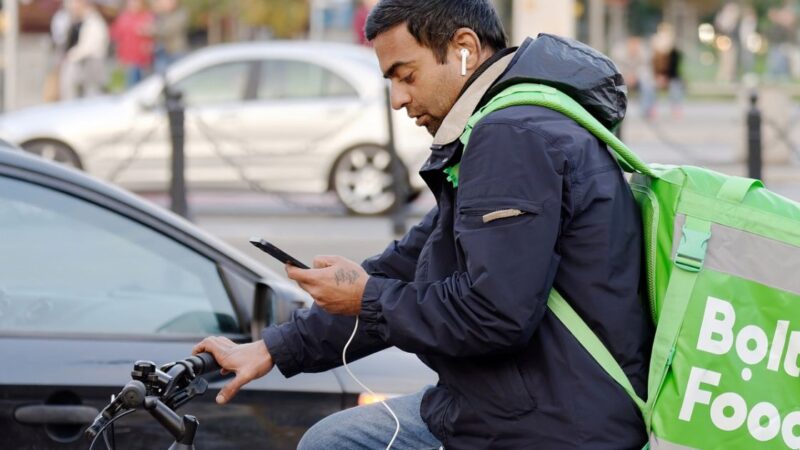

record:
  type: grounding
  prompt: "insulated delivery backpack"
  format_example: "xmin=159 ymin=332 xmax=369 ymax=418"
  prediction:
xmin=451 ymin=83 xmax=800 ymax=449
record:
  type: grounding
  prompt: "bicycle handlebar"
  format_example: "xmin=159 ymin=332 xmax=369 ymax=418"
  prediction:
xmin=185 ymin=352 xmax=221 ymax=377
xmin=86 ymin=352 xmax=221 ymax=449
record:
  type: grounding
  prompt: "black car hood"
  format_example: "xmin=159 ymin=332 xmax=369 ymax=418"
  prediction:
xmin=487 ymin=33 xmax=627 ymax=129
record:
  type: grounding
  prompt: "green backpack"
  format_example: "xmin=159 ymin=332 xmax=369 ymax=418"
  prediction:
xmin=449 ymin=83 xmax=800 ymax=449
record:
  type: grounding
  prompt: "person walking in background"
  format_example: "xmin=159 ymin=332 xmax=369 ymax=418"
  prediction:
xmin=614 ymin=36 xmax=656 ymax=120
xmin=43 ymin=4 xmax=73 ymax=102
xmin=352 ymin=0 xmax=378 ymax=46
xmin=766 ymin=2 xmax=797 ymax=81
xmin=60 ymin=0 xmax=110 ymax=101
xmin=110 ymin=0 xmax=154 ymax=88
xmin=651 ymin=23 xmax=683 ymax=120
xmin=151 ymin=0 xmax=188 ymax=74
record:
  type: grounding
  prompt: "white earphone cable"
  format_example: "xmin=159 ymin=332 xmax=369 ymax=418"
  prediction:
xmin=342 ymin=316 xmax=400 ymax=450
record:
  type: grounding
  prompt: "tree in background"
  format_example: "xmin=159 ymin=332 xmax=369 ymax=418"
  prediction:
xmin=185 ymin=0 xmax=309 ymax=43
xmin=238 ymin=0 xmax=309 ymax=38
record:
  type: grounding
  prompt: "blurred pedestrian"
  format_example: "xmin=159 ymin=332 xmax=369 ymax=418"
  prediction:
xmin=766 ymin=2 xmax=797 ymax=81
xmin=43 ymin=4 xmax=73 ymax=102
xmin=111 ymin=0 xmax=154 ymax=88
xmin=151 ymin=0 xmax=188 ymax=74
xmin=614 ymin=36 xmax=656 ymax=120
xmin=652 ymin=23 xmax=683 ymax=119
xmin=739 ymin=6 xmax=758 ymax=75
xmin=352 ymin=0 xmax=378 ymax=46
xmin=60 ymin=0 xmax=110 ymax=101
xmin=713 ymin=2 xmax=740 ymax=83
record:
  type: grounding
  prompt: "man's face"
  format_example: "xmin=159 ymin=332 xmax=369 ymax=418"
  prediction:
xmin=373 ymin=24 xmax=465 ymax=136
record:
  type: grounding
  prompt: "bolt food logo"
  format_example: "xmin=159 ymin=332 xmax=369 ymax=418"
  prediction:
xmin=679 ymin=296 xmax=800 ymax=448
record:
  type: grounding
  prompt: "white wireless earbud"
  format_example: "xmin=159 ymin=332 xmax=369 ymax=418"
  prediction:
xmin=460 ymin=48 xmax=470 ymax=76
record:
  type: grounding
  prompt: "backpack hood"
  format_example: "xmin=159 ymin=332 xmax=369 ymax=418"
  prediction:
xmin=488 ymin=34 xmax=627 ymax=129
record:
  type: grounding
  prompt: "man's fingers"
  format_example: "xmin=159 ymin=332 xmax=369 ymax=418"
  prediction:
xmin=312 ymin=255 xmax=341 ymax=268
xmin=191 ymin=337 xmax=215 ymax=356
xmin=312 ymin=257 xmax=331 ymax=269
xmin=216 ymin=371 xmax=252 ymax=405
xmin=286 ymin=264 xmax=316 ymax=282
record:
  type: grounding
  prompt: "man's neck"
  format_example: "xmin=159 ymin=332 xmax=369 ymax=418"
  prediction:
xmin=455 ymin=47 xmax=516 ymax=102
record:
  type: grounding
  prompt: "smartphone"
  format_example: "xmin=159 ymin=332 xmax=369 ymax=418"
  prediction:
xmin=249 ymin=238 xmax=310 ymax=269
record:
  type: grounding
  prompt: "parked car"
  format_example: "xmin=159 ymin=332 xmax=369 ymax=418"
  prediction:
xmin=0 ymin=41 xmax=433 ymax=215
xmin=0 ymin=147 xmax=436 ymax=449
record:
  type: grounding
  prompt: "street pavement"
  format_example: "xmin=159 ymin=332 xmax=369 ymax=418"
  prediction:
xmin=140 ymin=98 xmax=800 ymax=268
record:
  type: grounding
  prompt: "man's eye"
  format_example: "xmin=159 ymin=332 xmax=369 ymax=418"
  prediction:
xmin=401 ymin=73 xmax=414 ymax=84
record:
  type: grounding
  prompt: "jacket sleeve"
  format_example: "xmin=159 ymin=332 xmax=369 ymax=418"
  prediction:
xmin=262 ymin=304 xmax=388 ymax=378
xmin=361 ymin=207 xmax=438 ymax=281
xmin=358 ymin=117 xmax=566 ymax=357
xmin=261 ymin=208 xmax=438 ymax=377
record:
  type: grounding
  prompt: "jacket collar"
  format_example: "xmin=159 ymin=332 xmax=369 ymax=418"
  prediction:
xmin=431 ymin=51 xmax=516 ymax=146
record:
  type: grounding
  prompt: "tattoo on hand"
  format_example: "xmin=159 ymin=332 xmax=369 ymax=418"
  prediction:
xmin=334 ymin=268 xmax=360 ymax=286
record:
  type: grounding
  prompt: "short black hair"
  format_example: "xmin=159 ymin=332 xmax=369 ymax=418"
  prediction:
xmin=365 ymin=0 xmax=508 ymax=64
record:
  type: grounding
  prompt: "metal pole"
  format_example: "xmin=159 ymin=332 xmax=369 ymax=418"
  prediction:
xmin=3 ymin=0 xmax=19 ymax=112
xmin=165 ymin=83 xmax=189 ymax=219
xmin=747 ymin=91 xmax=762 ymax=181
xmin=384 ymin=84 xmax=407 ymax=236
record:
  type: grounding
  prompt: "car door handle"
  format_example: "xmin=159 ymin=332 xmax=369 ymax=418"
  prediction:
xmin=14 ymin=404 xmax=99 ymax=425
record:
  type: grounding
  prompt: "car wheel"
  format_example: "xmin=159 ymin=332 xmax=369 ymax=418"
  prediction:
xmin=21 ymin=140 xmax=83 ymax=170
xmin=332 ymin=145 xmax=408 ymax=216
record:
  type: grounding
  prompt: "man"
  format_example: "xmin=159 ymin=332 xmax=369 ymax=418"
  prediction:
xmin=151 ymin=0 xmax=188 ymax=74
xmin=60 ymin=0 xmax=109 ymax=100
xmin=194 ymin=1 xmax=652 ymax=448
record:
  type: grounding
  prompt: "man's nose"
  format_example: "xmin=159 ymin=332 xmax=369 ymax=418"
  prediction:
xmin=389 ymin=84 xmax=411 ymax=111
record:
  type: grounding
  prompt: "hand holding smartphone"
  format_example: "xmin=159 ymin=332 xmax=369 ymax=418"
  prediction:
xmin=249 ymin=238 xmax=310 ymax=269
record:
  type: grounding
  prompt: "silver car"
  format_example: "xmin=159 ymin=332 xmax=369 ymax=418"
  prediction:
xmin=0 ymin=41 xmax=433 ymax=215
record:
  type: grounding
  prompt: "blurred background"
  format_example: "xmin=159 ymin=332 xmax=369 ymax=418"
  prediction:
xmin=1 ymin=0 xmax=799 ymax=291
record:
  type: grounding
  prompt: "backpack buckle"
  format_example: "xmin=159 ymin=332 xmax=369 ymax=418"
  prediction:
xmin=674 ymin=226 xmax=711 ymax=272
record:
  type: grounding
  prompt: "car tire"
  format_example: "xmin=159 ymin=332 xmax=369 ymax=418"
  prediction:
xmin=332 ymin=145 xmax=410 ymax=216
xmin=21 ymin=140 xmax=83 ymax=170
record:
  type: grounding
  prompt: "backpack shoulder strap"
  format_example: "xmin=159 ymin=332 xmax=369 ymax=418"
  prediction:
xmin=548 ymin=290 xmax=648 ymax=418
xmin=445 ymin=83 xmax=658 ymax=188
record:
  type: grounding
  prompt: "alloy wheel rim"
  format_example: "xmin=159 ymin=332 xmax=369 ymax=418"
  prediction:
xmin=334 ymin=146 xmax=396 ymax=214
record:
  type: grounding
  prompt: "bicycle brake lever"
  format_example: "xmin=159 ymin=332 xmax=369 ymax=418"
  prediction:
xmin=165 ymin=377 xmax=208 ymax=410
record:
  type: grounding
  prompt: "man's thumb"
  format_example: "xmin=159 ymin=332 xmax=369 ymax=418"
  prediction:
xmin=216 ymin=373 xmax=248 ymax=405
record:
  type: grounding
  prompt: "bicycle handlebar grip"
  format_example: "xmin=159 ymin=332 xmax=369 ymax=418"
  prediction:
xmin=187 ymin=352 xmax=220 ymax=376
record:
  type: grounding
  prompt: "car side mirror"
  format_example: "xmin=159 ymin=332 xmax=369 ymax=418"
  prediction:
xmin=251 ymin=280 xmax=307 ymax=341
xmin=251 ymin=280 xmax=273 ymax=341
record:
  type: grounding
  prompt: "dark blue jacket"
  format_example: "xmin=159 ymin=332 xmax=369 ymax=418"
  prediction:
xmin=264 ymin=35 xmax=652 ymax=449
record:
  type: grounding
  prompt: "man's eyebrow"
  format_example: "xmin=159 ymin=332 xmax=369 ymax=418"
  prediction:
xmin=383 ymin=61 xmax=410 ymax=79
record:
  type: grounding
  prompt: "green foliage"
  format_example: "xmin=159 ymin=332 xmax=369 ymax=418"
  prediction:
xmin=238 ymin=0 xmax=309 ymax=38
xmin=183 ymin=0 xmax=310 ymax=39
xmin=633 ymin=0 xmax=724 ymax=16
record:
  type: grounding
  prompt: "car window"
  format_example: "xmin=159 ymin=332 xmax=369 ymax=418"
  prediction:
xmin=0 ymin=177 xmax=239 ymax=336
xmin=257 ymin=59 xmax=358 ymax=100
xmin=173 ymin=62 xmax=250 ymax=106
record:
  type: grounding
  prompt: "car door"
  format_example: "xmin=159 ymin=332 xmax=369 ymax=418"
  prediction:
xmin=169 ymin=60 xmax=258 ymax=190
xmin=0 ymin=170 xmax=344 ymax=450
xmin=232 ymin=58 xmax=364 ymax=192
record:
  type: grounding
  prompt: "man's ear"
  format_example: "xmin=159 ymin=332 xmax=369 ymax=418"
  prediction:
xmin=450 ymin=28 xmax=482 ymax=72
